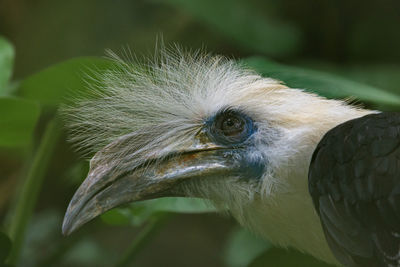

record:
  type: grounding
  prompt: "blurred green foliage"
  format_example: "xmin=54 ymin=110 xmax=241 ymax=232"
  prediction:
xmin=244 ymin=57 xmax=400 ymax=109
xmin=0 ymin=231 xmax=12 ymax=266
xmin=0 ymin=36 xmax=14 ymax=95
xmin=250 ymin=248 xmax=335 ymax=267
xmin=101 ymin=198 xmax=216 ymax=227
xmin=0 ymin=98 xmax=39 ymax=148
xmin=224 ymin=227 xmax=271 ymax=267
xmin=0 ymin=0 xmax=399 ymax=266
xmin=17 ymin=57 xmax=117 ymax=108
xmin=158 ymin=0 xmax=302 ymax=56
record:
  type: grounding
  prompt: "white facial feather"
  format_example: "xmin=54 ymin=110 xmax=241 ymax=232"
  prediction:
xmin=63 ymin=48 xmax=375 ymax=266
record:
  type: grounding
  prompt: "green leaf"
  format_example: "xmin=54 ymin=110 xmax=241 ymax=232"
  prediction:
xmin=0 ymin=36 xmax=15 ymax=95
xmin=335 ymin=65 xmax=400 ymax=97
xmin=17 ymin=57 xmax=118 ymax=107
xmin=0 ymin=97 xmax=40 ymax=147
xmin=100 ymin=209 xmax=133 ymax=226
xmin=243 ymin=57 xmax=400 ymax=109
xmin=101 ymin=197 xmax=216 ymax=226
xmin=224 ymin=227 xmax=271 ymax=267
xmin=286 ymin=61 xmax=400 ymax=98
xmin=160 ymin=0 xmax=302 ymax=56
xmin=0 ymin=232 xmax=12 ymax=263
xmin=7 ymin=118 xmax=62 ymax=264
xmin=249 ymin=247 xmax=335 ymax=267
xmin=136 ymin=197 xmax=216 ymax=213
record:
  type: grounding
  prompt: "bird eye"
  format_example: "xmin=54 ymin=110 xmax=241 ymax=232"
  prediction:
xmin=209 ymin=109 xmax=255 ymax=145
xmin=219 ymin=115 xmax=245 ymax=136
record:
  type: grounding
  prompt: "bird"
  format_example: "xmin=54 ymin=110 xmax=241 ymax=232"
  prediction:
xmin=61 ymin=48 xmax=400 ymax=267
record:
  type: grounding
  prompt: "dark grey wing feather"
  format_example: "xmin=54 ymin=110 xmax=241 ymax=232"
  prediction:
xmin=309 ymin=112 xmax=400 ymax=267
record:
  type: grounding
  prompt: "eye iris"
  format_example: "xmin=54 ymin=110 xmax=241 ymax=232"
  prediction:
xmin=221 ymin=115 xmax=244 ymax=136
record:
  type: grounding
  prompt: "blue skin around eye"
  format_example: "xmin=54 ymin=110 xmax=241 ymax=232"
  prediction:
xmin=237 ymin=149 xmax=265 ymax=180
xmin=205 ymin=109 xmax=265 ymax=180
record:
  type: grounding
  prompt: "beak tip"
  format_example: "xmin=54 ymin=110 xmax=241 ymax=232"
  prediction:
xmin=61 ymin=217 xmax=73 ymax=236
xmin=62 ymin=208 xmax=80 ymax=236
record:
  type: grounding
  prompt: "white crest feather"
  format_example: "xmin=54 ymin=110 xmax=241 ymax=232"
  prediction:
xmin=61 ymin=47 xmax=283 ymax=164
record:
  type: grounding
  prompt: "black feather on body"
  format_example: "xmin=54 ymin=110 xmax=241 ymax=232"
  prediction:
xmin=309 ymin=112 xmax=400 ymax=267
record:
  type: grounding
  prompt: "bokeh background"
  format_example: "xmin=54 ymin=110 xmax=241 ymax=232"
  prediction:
xmin=0 ymin=0 xmax=399 ymax=266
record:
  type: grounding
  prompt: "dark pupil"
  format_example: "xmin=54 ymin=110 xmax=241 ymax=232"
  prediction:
xmin=226 ymin=118 xmax=235 ymax=127
xmin=221 ymin=116 xmax=244 ymax=136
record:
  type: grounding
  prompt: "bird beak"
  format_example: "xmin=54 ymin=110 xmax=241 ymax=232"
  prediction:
xmin=62 ymin=131 xmax=240 ymax=235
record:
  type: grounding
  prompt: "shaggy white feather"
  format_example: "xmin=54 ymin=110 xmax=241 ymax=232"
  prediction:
xmin=63 ymin=48 xmax=375 ymax=266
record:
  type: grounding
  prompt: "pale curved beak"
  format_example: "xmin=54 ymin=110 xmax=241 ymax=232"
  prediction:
xmin=62 ymin=132 xmax=242 ymax=235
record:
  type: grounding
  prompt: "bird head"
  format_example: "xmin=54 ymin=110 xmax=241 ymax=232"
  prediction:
xmin=62 ymin=49 xmax=365 ymax=238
